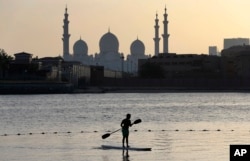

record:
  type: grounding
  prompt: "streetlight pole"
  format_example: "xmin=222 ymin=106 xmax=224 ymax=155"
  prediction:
xmin=121 ymin=53 xmax=124 ymax=77
xmin=127 ymin=57 xmax=129 ymax=73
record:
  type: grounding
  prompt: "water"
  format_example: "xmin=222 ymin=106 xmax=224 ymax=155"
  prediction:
xmin=0 ymin=93 xmax=250 ymax=160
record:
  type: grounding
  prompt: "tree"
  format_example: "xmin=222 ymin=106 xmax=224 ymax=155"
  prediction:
xmin=0 ymin=49 xmax=13 ymax=78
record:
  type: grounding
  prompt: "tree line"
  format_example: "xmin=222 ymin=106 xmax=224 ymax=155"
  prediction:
xmin=0 ymin=49 xmax=13 ymax=78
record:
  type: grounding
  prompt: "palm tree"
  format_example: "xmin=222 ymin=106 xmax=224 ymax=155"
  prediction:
xmin=0 ymin=49 xmax=13 ymax=78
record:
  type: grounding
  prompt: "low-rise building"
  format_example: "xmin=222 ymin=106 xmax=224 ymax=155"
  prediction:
xmin=138 ymin=53 xmax=220 ymax=78
xmin=221 ymin=45 xmax=250 ymax=78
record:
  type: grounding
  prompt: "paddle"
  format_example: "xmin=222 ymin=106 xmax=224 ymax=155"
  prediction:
xmin=102 ymin=119 xmax=142 ymax=139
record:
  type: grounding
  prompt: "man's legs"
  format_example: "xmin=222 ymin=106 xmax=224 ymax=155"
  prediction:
xmin=125 ymin=136 xmax=129 ymax=147
xmin=122 ymin=130 xmax=129 ymax=147
xmin=122 ymin=136 xmax=125 ymax=147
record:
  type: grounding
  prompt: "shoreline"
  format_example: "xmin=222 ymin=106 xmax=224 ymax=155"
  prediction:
xmin=74 ymin=86 xmax=250 ymax=93
xmin=0 ymin=82 xmax=74 ymax=94
xmin=1 ymin=82 xmax=250 ymax=94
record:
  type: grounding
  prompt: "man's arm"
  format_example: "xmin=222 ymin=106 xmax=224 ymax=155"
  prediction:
xmin=121 ymin=120 xmax=124 ymax=127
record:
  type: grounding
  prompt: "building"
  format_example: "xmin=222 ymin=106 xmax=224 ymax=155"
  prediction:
xmin=209 ymin=46 xmax=218 ymax=56
xmin=14 ymin=52 xmax=33 ymax=64
xmin=9 ymin=52 xmax=42 ymax=80
xmin=224 ymin=38 xmax=249 ymax=49
xmin=61 ymin=6 xmax=168 ymax=73
xmin=138 ymin=53 xmax=220 ymax=78
xmin=221 ymin=45 xmax=250 ymax=78
xmin=94 ymin=30 xmax=124 ymax=71
xmin=73 ymin=37 xmax=94 ymax=66
xmin=162 ymin=7 xmax=170 ymax=53
xmin=62 ymin=7 xmax=70 ymax=60
xmin=126 ymin=38 xmax=148 ymax=74
xmin=153 ymin=7 xmax=169 ymax=56
xmin=153 ymin=13 xmax=160 ymax=56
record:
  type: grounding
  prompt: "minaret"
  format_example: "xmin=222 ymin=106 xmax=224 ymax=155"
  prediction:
xmin=62 ymin=6 xmax=70 ymax=60
xmin=162 ymin=6 xmax=169 ymax=53
xmin=153 ymin=13 xmax=160 ymax=56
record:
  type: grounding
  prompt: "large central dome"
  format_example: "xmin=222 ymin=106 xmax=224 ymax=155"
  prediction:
xmin=99 ymin=31 xmax=119 ymax=53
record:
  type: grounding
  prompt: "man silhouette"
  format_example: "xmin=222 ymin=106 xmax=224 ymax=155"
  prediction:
xmin=121 ymin=114 xmax=132 ymax=148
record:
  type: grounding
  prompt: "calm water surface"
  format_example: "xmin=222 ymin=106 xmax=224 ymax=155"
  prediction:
xmin=0 ymin=93 xmax=250 ymax=161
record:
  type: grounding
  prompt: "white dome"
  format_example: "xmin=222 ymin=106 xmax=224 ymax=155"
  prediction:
xmin=73 ymin=38 xmax=88 ymax=56
xmin=99 ymin=31 xmax=119 ymax=53
xmin=130 ymin=39 xmax=145 ymax=56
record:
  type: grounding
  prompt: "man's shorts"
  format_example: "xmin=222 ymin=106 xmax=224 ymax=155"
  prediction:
xmin=122 ymin=128 xmax=129 ymax=137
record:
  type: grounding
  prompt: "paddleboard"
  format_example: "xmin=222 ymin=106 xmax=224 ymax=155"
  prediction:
xmin=101 ymin=145 xmax=151 ymax=151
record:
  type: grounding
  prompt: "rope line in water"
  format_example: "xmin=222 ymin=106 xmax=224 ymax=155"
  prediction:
xmin=0 ymin=129 xmax=241 ymax=137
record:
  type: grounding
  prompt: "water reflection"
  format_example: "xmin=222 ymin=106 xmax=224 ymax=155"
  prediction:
xmin=122 ymin=149 xmax=130 ymax=161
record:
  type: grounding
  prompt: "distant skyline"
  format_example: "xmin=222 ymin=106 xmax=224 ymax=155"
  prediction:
xmin=1 ymin=0 xmax=250 ymax=58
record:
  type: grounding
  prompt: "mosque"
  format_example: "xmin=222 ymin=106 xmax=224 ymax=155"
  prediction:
xmin=62 ymin=6 xmax=169 ymax=74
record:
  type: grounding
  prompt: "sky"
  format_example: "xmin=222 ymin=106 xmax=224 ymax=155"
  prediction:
xmin=1 ymin=0 xmax=250 ymax=58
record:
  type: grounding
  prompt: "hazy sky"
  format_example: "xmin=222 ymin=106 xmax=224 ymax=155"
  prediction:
xmin=1 ymin=0 xmax=250 ymax=58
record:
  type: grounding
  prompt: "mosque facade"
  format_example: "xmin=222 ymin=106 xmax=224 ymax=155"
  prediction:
xmin=62 ymin=6 xmax=169 ymax=74
xmin=95 ymin=30 xmax=124 ymax=71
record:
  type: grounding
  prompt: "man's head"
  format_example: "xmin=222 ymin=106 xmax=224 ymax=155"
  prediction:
xmin=126 ymin=113 xmax=131 ymax=119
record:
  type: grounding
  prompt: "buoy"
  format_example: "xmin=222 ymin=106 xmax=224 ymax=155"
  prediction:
xmin=81 ymin=131 xmax=84 ymax=133
xmin=4 ymin=134 xmax=7 ymax=136
xmin=175 ymin=129 xmax=179 ymax=131
xmin=41 ymin=132 xmax=45 ymax=134
xmin=54 ymin=132 xmax=57 ymax=134
xmin=217 ymin=129 xmax=221 ymax=131
xmin=134 ymin=130 xmax=138 ymax=132
xmin=29 ymin=133 xmax=32 ymax=135
xmin=148 ymin=130 xmax=151 ymax=132
xmin=67 ymin=131 xmax=71 ymax=133
xmin=17 ymin=133 xmax=21 ymax=136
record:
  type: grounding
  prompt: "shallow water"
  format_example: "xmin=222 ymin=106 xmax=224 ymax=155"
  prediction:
xmin=0 ymin=93 xmax=250 ymax=160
